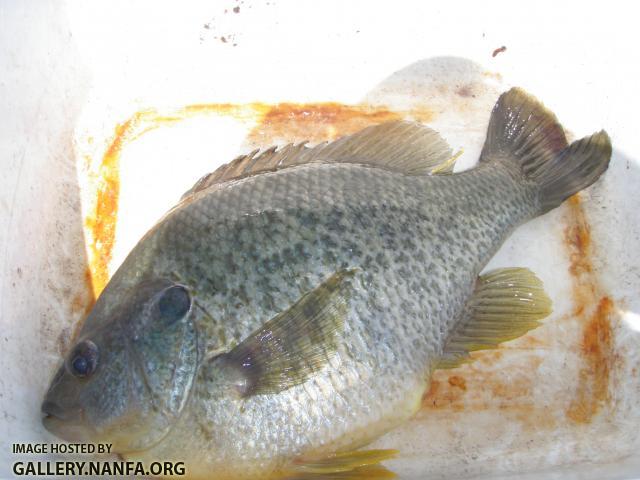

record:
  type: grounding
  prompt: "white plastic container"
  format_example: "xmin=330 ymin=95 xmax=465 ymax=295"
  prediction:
xmin=2 ymin=1 xmax=639 ymax=478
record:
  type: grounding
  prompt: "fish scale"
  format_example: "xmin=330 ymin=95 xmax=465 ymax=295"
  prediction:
xmin=42 ymin=89 xmax=611 ymax=479
xmin=133 ymin=160 xmax=536 ymax=473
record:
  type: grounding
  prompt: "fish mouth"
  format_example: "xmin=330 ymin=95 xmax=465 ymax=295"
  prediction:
xmin=41 ymin=400 xmax=93 ymax=442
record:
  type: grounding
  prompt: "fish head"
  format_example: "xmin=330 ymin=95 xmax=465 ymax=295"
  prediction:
xmin=42 ymin=278 xmax=199 ymax=452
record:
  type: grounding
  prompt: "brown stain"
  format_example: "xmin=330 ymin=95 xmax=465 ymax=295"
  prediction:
xmin=565 ymin=196 xmax=593 ymax=278
xmin=84 ymin=102 xmax=433 ymax=297
xmin=448 ymin=375 xmax=467 ymax=391
xmin=422 ymin=354 xmax=541 ymax=411
xmin=492 ymin=46 xmax=507 ymax=57
xmin=85 ymin=117 xmax=129 ymax=297
xmin=423 ymin=379 xmax=465 ymax=411
xmin=566 ymin=296 xmax=615 ymax=423
xmin=562 ymin=194 xmax=617 ymax=423
xmin=247 ymin=103 xmax=433 ymax=145
xmin=455 ymin=84 xmax=475 ymax=98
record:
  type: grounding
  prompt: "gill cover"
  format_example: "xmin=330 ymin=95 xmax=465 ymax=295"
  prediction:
xmin=122 ymin=280 xmax=198 ymax=448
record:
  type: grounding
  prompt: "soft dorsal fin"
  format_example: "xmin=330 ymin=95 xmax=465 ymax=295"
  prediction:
xmin=437 ymin=267 xmax=552 ymax=370
xmin=181 ymin=121 xmax=453 ymax=200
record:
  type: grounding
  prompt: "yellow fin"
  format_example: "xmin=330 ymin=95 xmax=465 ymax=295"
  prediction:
xmin=286 ymin=449 xmax=398 ymax=479
xmin=430 ymin=148 xmax=463 ymax=174
xmin=437 ymin=267 xmax=552 ymax=370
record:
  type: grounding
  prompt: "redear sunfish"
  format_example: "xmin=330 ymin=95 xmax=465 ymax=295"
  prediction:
xmin=42 ymin=88 xmax=612 ymax=479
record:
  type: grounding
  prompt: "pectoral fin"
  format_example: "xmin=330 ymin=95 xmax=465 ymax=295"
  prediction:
xmin=286 ymin=449 xmax=398 ymax=479
xmin=437 ymin=267 xmax=552 ymax=369
xmin=214 ymin=269 xmax=356 ymax=397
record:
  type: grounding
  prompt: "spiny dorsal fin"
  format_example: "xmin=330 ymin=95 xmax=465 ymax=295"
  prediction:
xmin=210 ymin=269 xmax=356 ymax=397
xmin=181 ymin=121 xmax=453 ymax=200
xmin=437 ymin=267 xmax=552 ymax=370
xmin=286 ymin=449 xmax=398 ymax=479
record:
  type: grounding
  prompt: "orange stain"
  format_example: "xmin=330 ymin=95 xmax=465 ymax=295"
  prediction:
xmin=448 ymin=375 xmax=467 ymax=391
xmin=422 ymin=357 xmax=539 ymax=413
xmin=562 ymin=194 xmax=616 ymax=424
xmin=565 ymin=195 xmax=593 ymax=279
xmin=84 ymin=102 xmax=433 ymax=297
xmin=247 ymin=103 xmax=432 ymax=145
xmin=566 ymin=296 xmax=614 ymax=423
xmin=422 ymin=379 xmax=465 ymax=411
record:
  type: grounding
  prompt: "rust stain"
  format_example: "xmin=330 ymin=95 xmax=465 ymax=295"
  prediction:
xmin=85 ymin=118 xmax=129 ymax=297
xmin=247 ymin=103 xmax=433 ymax=145
xmin=448 ymin=375 xmax=467 ymax=391
xmin=423 ymin=379 xmax=465 ymax=411
xmin=422 ymin=366 xmax=537 ymax=413
xmin=566 ymin=296 xmax=614 ymax=423
xmin=562 ymin=194 xmax=617 ymax=424
xmin=565 ymin=196 xmax=593 ymax=279
xmin=84 ymin=102 xmax=433 ymax=297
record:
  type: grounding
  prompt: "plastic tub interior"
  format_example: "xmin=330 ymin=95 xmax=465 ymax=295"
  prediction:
xmin=2 ymin=1 xmax=640 ymax=478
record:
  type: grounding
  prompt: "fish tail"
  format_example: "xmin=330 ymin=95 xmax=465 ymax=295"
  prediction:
xmin=480 ymin=87 xmax=612 ymax=213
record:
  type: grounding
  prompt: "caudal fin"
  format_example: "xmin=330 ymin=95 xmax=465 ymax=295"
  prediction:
xmin=480 ymin=88 xmax=612 ymax=213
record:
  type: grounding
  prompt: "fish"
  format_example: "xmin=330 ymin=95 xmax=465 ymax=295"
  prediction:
xmin=41 ymin=88 xmax=611 ymax=479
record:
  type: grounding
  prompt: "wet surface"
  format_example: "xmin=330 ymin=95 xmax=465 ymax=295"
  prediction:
xmin=62 ymin=57 xmax=640 ymax=478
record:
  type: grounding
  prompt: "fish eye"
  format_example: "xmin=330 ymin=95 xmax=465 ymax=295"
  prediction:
xmin=157 ymin=285 xmax=191 ymax=324
xmin=68 ymin=340 xmax=99 ymax=378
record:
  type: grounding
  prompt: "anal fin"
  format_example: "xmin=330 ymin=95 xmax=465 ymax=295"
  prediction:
xmin=286 ymin=449 xmax=398 ymax=479
xmin=437 ymin=267 xmax=552 ymax=370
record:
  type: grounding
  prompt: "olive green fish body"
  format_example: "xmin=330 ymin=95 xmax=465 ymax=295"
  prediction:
xmin=42 ymin=89 xmax=612 ymax=479
xmin=123 ymin=161 xmax=535 ymax=475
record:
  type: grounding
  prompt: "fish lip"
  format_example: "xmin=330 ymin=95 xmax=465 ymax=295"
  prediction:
xmin=41 ymin=400 xmax=69 ymax=420
xmin=41 ymin=401 xmax=92 ymax=442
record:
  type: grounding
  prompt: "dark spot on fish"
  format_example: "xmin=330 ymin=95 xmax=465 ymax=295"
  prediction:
xmin=398 ymin=233 xmax=415 ymax=250
xmin=320 ymin=234 xmax=338 ymax=249
xmin=394 ymin=251 xmax=410 ymax=265
xmin=400 ymin=300 xmax=413 ymax=315
xmin=282 ymin=247 xmax=295 ymax=263
xmin=375 ymin=252 xmax=389 ymax=269
xmin=224 ymin=253 xmax=238 ymax=274
xmin=261 ymin=292 xmax=276 ymax=312
xmin=322 ymin=250 xmax=338 ymax=266
xmin=294 ymin=242 xmax=310 ymax=260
